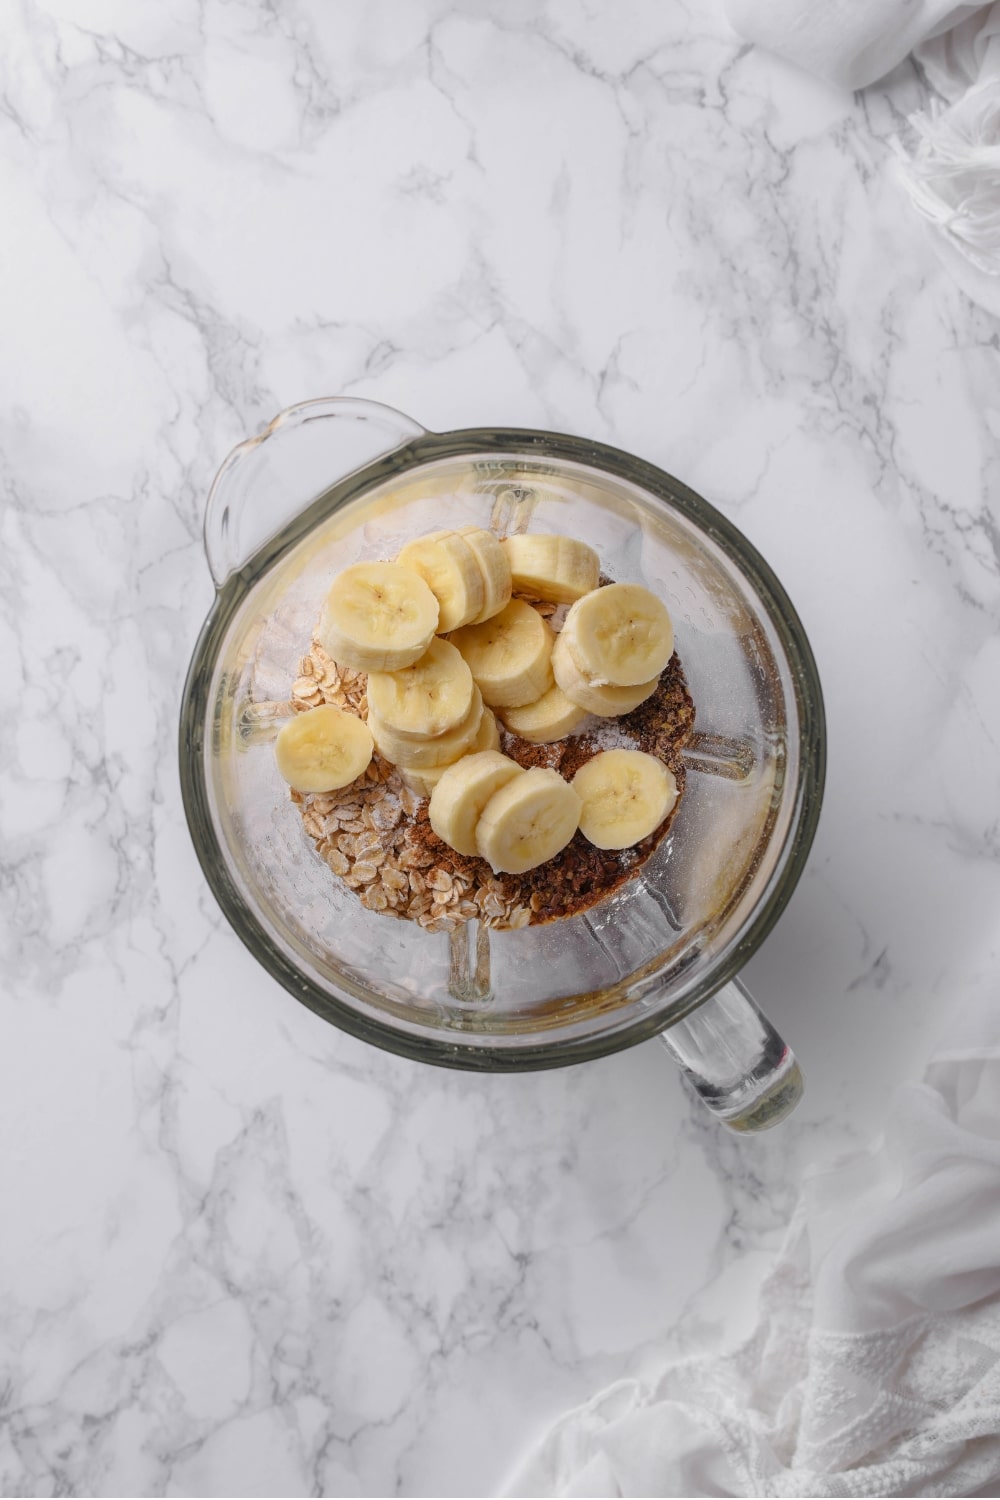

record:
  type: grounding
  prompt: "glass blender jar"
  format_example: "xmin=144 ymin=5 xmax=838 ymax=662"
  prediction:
xmin=179 ymin=398 xmax=825 ymax=1130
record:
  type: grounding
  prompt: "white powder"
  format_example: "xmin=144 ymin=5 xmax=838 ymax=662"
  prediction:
xmin=570 ymin=715 xmax=640 ymax=752
xmin=369 ymin=787 xmax=406 ymax=829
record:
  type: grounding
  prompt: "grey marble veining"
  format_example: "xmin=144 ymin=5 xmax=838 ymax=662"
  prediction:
xmin=2 ymin=1 xmax=999 ymax=1494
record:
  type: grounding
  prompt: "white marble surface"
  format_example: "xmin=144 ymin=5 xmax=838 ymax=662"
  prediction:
xmin=2 ymin=2 xmax=999 ymax=1495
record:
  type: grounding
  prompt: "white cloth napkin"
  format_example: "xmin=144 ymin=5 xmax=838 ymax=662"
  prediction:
xmin=506 ymin=991 xmax=1000 ymax=1497
xmin=723 ymin=1 xmax=1000 ymax=319
xmin=722 ymin=0 xmax=990 ymax=91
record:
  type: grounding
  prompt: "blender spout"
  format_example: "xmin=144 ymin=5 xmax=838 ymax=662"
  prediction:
xmin=657 ymin=975 xmax=803 ymax=1131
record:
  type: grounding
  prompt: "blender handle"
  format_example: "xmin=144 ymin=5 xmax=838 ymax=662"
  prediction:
xmin=202 ymin=397 xmax=426 ymax=586
xmin=657 ymin=975 xmax=803 ymax=1131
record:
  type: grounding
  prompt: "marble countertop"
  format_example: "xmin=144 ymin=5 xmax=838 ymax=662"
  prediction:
xmin=3 ymin=2 xmax=999 ymax=1495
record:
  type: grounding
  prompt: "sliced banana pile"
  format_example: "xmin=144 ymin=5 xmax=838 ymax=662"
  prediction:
xmin=368 ymin=637 xmax=474 ymax=739
xmin=501 ymin=533 xmax=599 ymax=603
xmin=277 ymin=525 xmax=681 ymax=875
xmin=449 ymin=598 xmax=555 ymax=709
xmin=397 ymin=530 xmax=487 ymax=632
xmin=427 ymin=744 xmax=675 ymax=874
xmin=500 ymin=683 xmax=587 ymax=744
xmin=553 ymin=582 xmax=674 ymax=717
xmin=430 ymin=753 xmax=582 ymax=874
xmin=393 ymin=708 xmax=501 ymax=799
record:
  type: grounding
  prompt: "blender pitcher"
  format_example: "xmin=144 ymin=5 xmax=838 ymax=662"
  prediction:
xmin=179 ymin=398 xmax=825 ymax=1131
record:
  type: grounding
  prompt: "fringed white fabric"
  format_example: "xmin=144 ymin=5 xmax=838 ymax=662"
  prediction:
xmin=894 ymin=79 xmax=1000 ymax=305
xmin=721 ymin=0 xmax=984 ymax=92
xmin=506 ymin=995 xmax=1000 ymax=1498
xmin=900 ymin=12 xmax=1000 ymax=312
xmin=724 ymin=0 xmax=1000 ymax=318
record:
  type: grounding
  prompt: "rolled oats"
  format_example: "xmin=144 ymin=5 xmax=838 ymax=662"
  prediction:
xmin=398 ymin=784 xmax=422 ymax=818
xmin=301 ymin=808 xmax=325 ymax=838
xmin=370 ymin=798 xmax=401 ymax=832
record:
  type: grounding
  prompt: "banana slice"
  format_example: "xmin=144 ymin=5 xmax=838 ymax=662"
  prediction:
xmin=274 ymin=704 xmax=373 ymax=793
xmin=367 ymin=637 xmax=473 ymax=740
xmin=572 ymin=749 xmax=678 ymax=850
xmin=552 ymin=634 xmax=659 ymax=717
xmin=429 ymin=750 xmax=525 ymax=856
xmin=458 ymin=526 xmax=513 ymax=622
xmin=501 ymin=534 xmax=599 ymax=604
xmin=397 ymin=530 xmax=484 ymax=632
xmin=500 ymin=684 xmax=588 ymax=744
xmin=448 ymin=598 xmax=554 ymax=708
xmin=370 ymin=687 xmax=485 ymax=770
xmin=476 ymin=706 xmax=501 ymax=754
xmin=559 ymin=583 xmax=674 ymax=687
xmin=397 ymin=709 xmax=500 ymax=796
xmin=475 ymin=766 xmax=581 ymax=874
xmin=318 ymin=561 xmax=439 ymax=673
